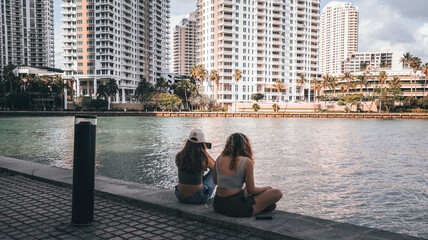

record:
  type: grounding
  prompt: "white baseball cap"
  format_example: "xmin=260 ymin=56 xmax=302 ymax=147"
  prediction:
xmin=188 ymin=129 xmax=206 ymax=143
xmin=188 ymin=129 xmax=211 ymax=148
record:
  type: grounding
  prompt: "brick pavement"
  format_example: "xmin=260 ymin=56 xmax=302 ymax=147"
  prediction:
xmin=0 ymin=171 xmax=265 ymax=240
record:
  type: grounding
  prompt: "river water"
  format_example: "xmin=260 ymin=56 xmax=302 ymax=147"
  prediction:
xmin=0 ymin=116 xmax=427 ymax=238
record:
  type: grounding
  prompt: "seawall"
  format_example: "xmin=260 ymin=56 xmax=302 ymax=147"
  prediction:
xmin=1 ymin=111 xmax=427 ymax=119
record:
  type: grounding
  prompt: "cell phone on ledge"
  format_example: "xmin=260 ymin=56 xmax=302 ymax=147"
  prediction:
xmin=256 ymin=216 xmax=273 ymax=220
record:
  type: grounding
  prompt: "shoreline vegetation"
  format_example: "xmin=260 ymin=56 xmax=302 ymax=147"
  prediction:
xmin=0 ymin=111 xmax=427 ymax=119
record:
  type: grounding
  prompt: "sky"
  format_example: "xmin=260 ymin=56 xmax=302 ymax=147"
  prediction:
xmin=53 ymin=0 xmax=428 ymax=69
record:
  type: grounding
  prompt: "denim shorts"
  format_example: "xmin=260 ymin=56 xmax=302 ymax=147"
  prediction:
xmin=175 ymin=170 xmax=216 ymax=204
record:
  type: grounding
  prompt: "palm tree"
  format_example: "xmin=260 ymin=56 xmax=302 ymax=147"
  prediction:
xmin=197 ymin=65 xmax=207 ymax=93
xmin=135 ymin=77 xmax=154 ymax=106
xmin=274 ymin=79 xmax=286 ymax=112
xmin=209 ymin=69 xmax=219 ymax=101
xmin=51 ymin=75 xmax=69 ymax=109
xmin=421 ymin=63 xmax=428 ymax=96
xmin=409 ymin=56 xmax=421 ymax=97
xmin=389 ymin=76 xmax=402 ymax=88
xmin=311 ymin=79 xmax=321 ymax=103
xmin=232 ymin=69 xmax=242 ymax=112
xmin=400 ymin=52 xmax=413 ymax=69
xmin=357 ymin=74 xmax=368 ymax=94
xmin=342 ymin=72 xmax=353 ymax=94
xmin=156 ymin=77 xmax=170 ymax=93
xmin=189 ymin=64 xmax=207 ymax=94
xmin=103 ymin=78 xmax=119 ymax=110
xmin=175 ymin=79 xmax=194 ymax=109
xmin=378 ymin=71 xmax=387 ymax=86
xmin=296 ymin=75 xmax=308 ymax=101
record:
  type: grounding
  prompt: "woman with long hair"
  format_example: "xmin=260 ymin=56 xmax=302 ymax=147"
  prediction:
xmin=213 ymin=133 xmax=282 ymax=217
xmin=175 ymin=129 xmax=216 ymax=204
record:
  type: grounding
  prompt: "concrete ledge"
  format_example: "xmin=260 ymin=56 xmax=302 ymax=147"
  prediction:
xmin=0 ymin=156 xmax=422 ymax=240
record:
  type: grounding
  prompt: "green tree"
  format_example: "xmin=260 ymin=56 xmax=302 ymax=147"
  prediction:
xmin=153 ymin=93 xmax=182 ymax=111
xmin=341 ymin=94 xmax=363 ymax=113
xmin=135 ymin=77 xmax=154 ymax=107
xmin=3 ymin=64 xmax=21 ymax=94
xmin=250 ymin=93 xmax=265 ymax=102
xmin=101 ymin=78 xmax=119 ymax=110
xmin=272 ymin=103 xmax=280 ymax=112
xmin=156 ymin=77 xmax=170 ymax=93
xmin=252 ymin=103 xmax=260 ymax=112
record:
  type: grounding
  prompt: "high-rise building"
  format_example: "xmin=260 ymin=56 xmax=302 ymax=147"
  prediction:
xmin=289 ymin=0 xmax=321 ymax=102
xmin=320 ymin=1 xmax=358 ymax=75
xmin=172 ymin=12 xmax=198 ymax=76
xmin=0 ymin=0 xmax=55 ymax=70
xmin=197 ymin=0 xmax=289 ymax=106
xmin=62 ymin=0 xmax=170 ymax=103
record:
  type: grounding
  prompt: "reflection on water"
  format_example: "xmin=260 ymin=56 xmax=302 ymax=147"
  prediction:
xmin=0 ymin=116 xmax=427 ymax=238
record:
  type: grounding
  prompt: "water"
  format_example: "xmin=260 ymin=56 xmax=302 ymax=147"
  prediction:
xmin=0 ymin=116 xmax=427 ymax=238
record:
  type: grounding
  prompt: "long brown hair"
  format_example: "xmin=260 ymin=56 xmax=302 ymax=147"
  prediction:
xmin=176 ymin=140 xmax=209 ymax=172
xmin=221 ymin=133 xmax=253 ymax=170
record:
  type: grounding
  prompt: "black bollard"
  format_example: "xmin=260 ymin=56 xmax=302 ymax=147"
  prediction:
xmin=71 ymin=115 xmax=97 ymax=225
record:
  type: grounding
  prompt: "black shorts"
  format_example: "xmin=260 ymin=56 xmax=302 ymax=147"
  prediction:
xmin=213 ymin=190 xmax=255 ymax=217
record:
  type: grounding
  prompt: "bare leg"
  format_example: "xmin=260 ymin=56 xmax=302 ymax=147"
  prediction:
xmin=251 ymin=189 xmax=283 ymax=216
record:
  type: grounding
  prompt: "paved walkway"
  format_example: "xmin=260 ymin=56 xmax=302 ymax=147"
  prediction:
xmin=0 ymin=170 xmax=264 ymax=240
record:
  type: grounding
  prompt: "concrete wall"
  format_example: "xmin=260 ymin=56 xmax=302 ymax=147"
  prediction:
xmin=236 ymin=103 xmax=321 ymax=112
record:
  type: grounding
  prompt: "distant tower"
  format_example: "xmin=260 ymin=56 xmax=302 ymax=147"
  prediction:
xmin=0 ymin=0 xmax=55 ymax=70
xmin=172 ymin=12 xmax=198 ymax=76
xmin=320 ymin=1 xmax=358 ymax=75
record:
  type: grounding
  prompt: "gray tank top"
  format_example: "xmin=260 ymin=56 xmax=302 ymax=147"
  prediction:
xmin=215 ymin=156 xmax=247 ymax=189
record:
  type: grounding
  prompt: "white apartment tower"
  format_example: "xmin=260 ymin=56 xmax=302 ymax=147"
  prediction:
xmin=197 ymin=0 xmax=289 ymax=106
xmin=172 ymin=11 xmax=198 ymax=76
xmin=289 ymin=0 xmax=321 ymax=102
xmin=320 ymin=1 xmax=358 ymax=75
xmin=0 ymin=0 xmax=55 ymax=70
xmin=62 ymin=0 xmax=170 ymax=103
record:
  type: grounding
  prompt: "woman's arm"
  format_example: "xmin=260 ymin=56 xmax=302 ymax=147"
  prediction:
xmin=244 ymin=159 xmax=271 ymax=195
xmin=207 ymin=155 xmax=216 ymax=170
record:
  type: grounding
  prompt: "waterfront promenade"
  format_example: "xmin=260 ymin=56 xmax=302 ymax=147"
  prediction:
xmin=0 ymin=156 xmax=423 ymax=240
xmin=1 ymin=111 xmax=428 ymax=119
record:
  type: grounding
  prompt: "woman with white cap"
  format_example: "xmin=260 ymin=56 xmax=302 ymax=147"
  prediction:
xmin=175 ymin=129 xmax=216 ymax=204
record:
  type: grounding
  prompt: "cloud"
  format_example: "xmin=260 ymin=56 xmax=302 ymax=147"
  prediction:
xmin=170 ymin=0 xmax=197 ymax=15
xmin=381 ymin=0 xmax=428 ymax=21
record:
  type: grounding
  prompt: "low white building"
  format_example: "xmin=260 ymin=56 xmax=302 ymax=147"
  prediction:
xmin=343 ymin=51 xmax=404 ymax=73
